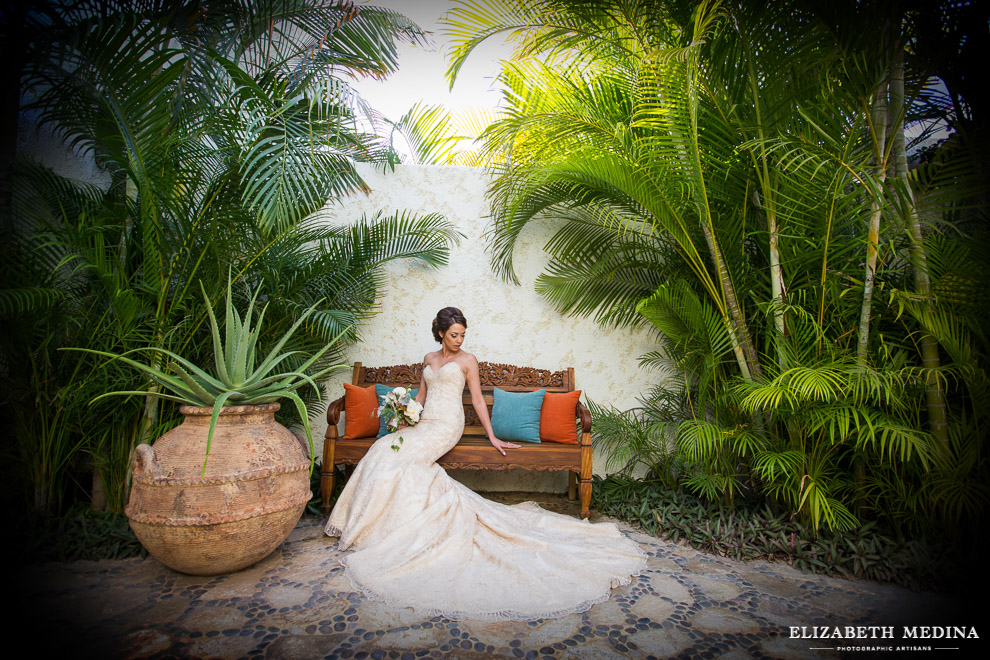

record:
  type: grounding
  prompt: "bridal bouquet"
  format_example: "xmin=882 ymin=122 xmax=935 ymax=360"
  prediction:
xmin=377 ymin=386 xmax=424 ymax=450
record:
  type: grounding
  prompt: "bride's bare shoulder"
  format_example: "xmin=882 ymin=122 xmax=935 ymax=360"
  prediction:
xmin=423 ymin=351 xmax=439 ymax=366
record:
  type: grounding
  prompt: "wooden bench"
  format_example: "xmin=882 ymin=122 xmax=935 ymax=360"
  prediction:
xmin=320 ymin=361 xmax=594 ymax=518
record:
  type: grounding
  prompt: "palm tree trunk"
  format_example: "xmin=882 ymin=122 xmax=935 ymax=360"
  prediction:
xmin=136 ymin=328 xmax=165 ymax=449
xmin=766 ymin=200 xmax=786 ymax=358
xmin=90 ymin=469 xmax=107 ymax=511
xmin=741 ymin=27 xmax=786 ymax=372
xmin=699 ymin=220 xmax=762 ymax=381
xmin=890 ymin=43 xmax=949 ymax=445
xmin=750 ymin=189 xmax=786 ymax=370
xmin=853 ymin=78 xmax=890 ymax=513
xmin=857 ymin=80 xmax=889 ymax=363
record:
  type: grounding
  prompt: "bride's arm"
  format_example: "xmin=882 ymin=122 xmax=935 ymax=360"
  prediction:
xmin=415 ymin=354 xmax=429 ymax=406
xmin=465 ymin=356 xmax=520 ymax=456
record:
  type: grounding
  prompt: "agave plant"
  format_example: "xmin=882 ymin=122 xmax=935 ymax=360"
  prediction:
xmin=75 ymin=281 xmax=348 ymax=474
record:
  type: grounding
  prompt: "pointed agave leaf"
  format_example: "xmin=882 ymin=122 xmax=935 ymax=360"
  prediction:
xmin=250 ymin=300 xmax=325 ymax=377
xmin=231 ymin=310 xmax=254 ymax=385
xmin=244 ymin=302 xmax=270 ymax=376
xmin=128 ymin=346 xmax=228 ymax=392
xmin=200 ymin=281 xmax=231 ymax=384
xmin=248 ymin=370 xmax=321 ymax=399
xmin=224 ymin=281 xmax=246 ymax=376
xmin=238 ymin=387 xmax=290 ymax=403
xmin=90 ymin=390 xmax=207 ymax=406
xmin=239 ymin=351 xmax=306 ymax=387
xmin=245 ymin=362 xmax=351 ymax=396
xmin=232 ymin=285 xmax=264 ymax=384
xmin=281 ymin=390 xmax=315 ymax=474
xmin=241 ymin=376 xmax=313 ymax=400
xmin=202 ymin=390 xmax=238 ymax=477
xmin=241 ymin=322 xmax=351 ymax=390
xmin=66 ymin=348 xmax=202 ymax=403
xmin=244 ymin=358 xmax=348 ymax=393
xmin=170 ymin=361 xmax=222 ymax=406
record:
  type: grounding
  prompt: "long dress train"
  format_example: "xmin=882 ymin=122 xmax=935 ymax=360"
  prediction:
xmin=325 ymin=361 xmax=646 ymax=621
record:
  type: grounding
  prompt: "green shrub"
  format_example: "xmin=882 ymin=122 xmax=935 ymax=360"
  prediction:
xmin=19 ymin=505 xmax=145 ymax=563
xmin=592 ymin=475 xmax=961 ymax=592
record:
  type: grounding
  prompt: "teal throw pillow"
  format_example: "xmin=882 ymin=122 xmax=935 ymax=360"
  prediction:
xmin=491 ymin=387 xmax=545 ymax=444
xmin=375 ymin=384 xmax=419 ymax=438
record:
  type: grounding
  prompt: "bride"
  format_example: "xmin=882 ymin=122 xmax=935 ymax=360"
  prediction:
xmin=325 ymin=307 xmax=646 ymax=621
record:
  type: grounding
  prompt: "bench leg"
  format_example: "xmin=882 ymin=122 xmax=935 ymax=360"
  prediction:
xmin=579 ymin=479 xmax=592 ymax=519
xmin=320 ymin=470 xmax=334 ymax=517
xmin=320 ymin=434 xmax=336 ymax=517
xmin=580 ymin=438 xmax=593 ymax=519
xmin=568 ymin=471 xmax=577 ymax=500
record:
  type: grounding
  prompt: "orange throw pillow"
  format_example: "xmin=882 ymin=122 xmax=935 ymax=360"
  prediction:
xmin=540 ymin=390 xmax=582 ymax=444
xmin=342 ymin=383 xmax=379 ymax=439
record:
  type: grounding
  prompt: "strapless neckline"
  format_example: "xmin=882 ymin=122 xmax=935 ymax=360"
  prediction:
xmin=425 ymin=362 xmax=462 ymax=376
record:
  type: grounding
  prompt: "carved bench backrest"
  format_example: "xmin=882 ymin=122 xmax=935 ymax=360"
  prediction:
xmin=353 ymin=362 xmax=575 ymax=434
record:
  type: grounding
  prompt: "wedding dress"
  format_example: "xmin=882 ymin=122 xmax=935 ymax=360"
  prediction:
xmin=325 ymin=361 xmax=646 ymax=621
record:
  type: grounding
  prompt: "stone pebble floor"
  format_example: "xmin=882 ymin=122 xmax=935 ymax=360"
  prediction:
xmin=21 ymin=493 xmax=969 ymax=659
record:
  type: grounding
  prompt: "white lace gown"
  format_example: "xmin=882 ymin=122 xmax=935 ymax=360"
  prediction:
xmin=325 ymin=362 xmax=647 ymax=621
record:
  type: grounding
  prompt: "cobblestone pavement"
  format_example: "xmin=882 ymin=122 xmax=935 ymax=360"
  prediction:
xmin=22 ymin=493 xmax=969 ymax=659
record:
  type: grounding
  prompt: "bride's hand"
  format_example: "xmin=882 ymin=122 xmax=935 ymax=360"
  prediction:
xmin=489 ymin=437 xmax=521 ymax=456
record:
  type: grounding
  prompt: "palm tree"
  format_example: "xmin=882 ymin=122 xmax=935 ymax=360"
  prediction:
xmin=443 ymin=0 xmax=987 ymax=531
xmin=448 ymin=0 xmax=765 ymax=380
xmin=1 ymin=1 xmax=461 ymax=513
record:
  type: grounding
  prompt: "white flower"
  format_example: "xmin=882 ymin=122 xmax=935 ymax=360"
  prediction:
xmin=393 ymin=387 xmax=407 ymax=398
xmin=406 ymin=409 xmax=421 ymax=423
xmin=407 ymin=400 xmax=423 ymax=415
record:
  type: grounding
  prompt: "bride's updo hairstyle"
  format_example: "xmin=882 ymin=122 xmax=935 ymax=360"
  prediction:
xmin=432 ymin=307 xmax=467 ymax=343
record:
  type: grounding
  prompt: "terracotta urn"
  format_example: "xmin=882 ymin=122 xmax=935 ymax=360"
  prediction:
xmin=125 ymin=403 xmax=311 ymax=576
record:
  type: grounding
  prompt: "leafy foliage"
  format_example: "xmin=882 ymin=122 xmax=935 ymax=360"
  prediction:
xmin=15 ymin=504 xmax=146 ymax=563
xmin=446 ymin=0 xmax=989 ymax=535
xmin=1 ymin=1 xmax=458 ymax=516
xmin=586 ymin=394 xmax=681 ymax=485
xmin=592 ymin=475 xmax=960 ymax=592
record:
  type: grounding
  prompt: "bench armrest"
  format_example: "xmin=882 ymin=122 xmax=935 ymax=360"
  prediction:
xmin=326 ymin=395 xmax=346 ymax=429
xmin=576 ymin=401 xmax=592 ymax=443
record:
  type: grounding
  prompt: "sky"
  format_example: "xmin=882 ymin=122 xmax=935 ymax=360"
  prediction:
xmin=352 ymin=0 xmax=511 ymax=121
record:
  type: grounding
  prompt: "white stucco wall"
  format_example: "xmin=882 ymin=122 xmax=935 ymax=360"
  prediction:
xmin=18 ymin=111 xmax=112 ymax=187
xmin=316 ymin=163 xmax=665 ymax=491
